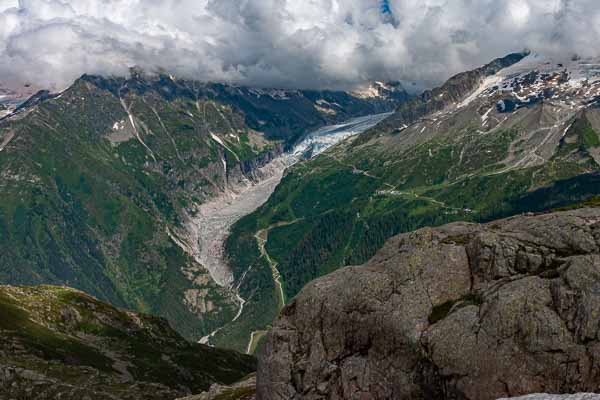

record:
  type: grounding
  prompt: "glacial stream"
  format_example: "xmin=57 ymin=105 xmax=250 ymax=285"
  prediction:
xmin=197 ymin=112 xmax=392 ymax=347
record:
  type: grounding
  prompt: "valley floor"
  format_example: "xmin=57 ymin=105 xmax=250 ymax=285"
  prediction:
xmin=194 ymin=113 xmax=391 ymax=349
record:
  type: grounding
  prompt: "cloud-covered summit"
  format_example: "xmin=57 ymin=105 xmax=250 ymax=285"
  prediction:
xmin=0 ymin=0 xmax=598 ymax=91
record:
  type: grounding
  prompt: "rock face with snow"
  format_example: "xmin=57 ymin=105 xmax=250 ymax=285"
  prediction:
xmin=350 ymin=81 xmax=408 ymax=102
xmin=257 ymin=207 xmax=600 ymax=400
xmin=368 ymin=51 xmax=529 ymax=136
xmin=368 ymin=52 xmax=600 ymax=173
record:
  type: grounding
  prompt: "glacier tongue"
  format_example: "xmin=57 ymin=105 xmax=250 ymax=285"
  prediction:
xmin=289 ymin=112 xmax=392 ymax=161
xmin=286 ymin=113 xmax=392 ymax=164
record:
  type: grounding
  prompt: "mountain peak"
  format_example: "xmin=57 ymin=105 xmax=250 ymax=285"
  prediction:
xmin=350 ymin=81 xmax=406 ymax=100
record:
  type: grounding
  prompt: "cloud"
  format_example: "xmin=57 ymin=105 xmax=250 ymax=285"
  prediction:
xmin=0 ymin=0 xmax=598 ymax=91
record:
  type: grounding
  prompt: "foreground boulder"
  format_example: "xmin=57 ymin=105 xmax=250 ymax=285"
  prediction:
xmin=257 ymin=208 xmax=600 ymax=399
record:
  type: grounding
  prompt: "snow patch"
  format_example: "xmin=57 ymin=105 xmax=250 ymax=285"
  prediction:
xmin=351 ymin=81 xmax=395 ymax=99
xmin=315 ymin=104 xmax=337 ymax=115
xmin=248 ymin=88 xmax=296 ymax=100
xmin=457 ymin=75 xmax=502 ymax=109
xmin=112 ymin=120 xmax=126 ymax=130
xmin=0 ymin=131 xmax=15 ymax=152
xmin=210 ymin=132 xmax=240 ymax=162
xmin=481 ymin=107 xmax=493 ymax=124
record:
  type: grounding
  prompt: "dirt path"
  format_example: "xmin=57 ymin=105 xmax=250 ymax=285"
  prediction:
xmin=245 ymin=220 xmax=300 ymax=354
xmin=254 ymin=220 xmax=300 ymax=311
xmin=246 ymin=330 xmax=268 ymax=355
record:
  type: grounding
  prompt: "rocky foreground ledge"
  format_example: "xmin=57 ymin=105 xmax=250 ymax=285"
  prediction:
xmin=257 ymin=208 xmax=600 ymax=399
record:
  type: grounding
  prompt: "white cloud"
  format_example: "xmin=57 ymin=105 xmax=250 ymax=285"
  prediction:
xmin=0 ymin=0 xmax=598 ymax=91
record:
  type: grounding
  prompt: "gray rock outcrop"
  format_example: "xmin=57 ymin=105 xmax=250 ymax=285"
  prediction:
xmin=177 ymin=374 xmax=256 ymax=400
xmin=500 ymin=395 xmax=600 ymax=400
xmin=257 ymin=208 xmax=600 ymax=400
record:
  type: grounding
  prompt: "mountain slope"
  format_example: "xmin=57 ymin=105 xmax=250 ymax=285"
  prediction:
xmin=224 ymin=53 xmax=600 ymax=351
xmin=258 ymin=207 xmax=600 ymax=399
xmin=0 ymin=72 xmax=407 ymax=343
xmin=0 ymin=284 xmax=255 ymax=400
xmin=354 ymin=51 xmax=530 ymax=144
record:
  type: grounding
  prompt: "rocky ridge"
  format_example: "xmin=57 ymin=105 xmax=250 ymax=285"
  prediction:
xmin=258 ymin=207 xmax=600 ymax=399
xmin=360 ymin=51 xmax=530 ymax=141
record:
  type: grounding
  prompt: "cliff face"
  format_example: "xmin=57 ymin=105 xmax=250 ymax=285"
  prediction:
xmin=257 ymin=208 xmax=600 ymax=400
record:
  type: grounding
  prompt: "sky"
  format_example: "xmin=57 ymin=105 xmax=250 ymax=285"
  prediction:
xmin=0 ymin=0 xmax=599 ymax=91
